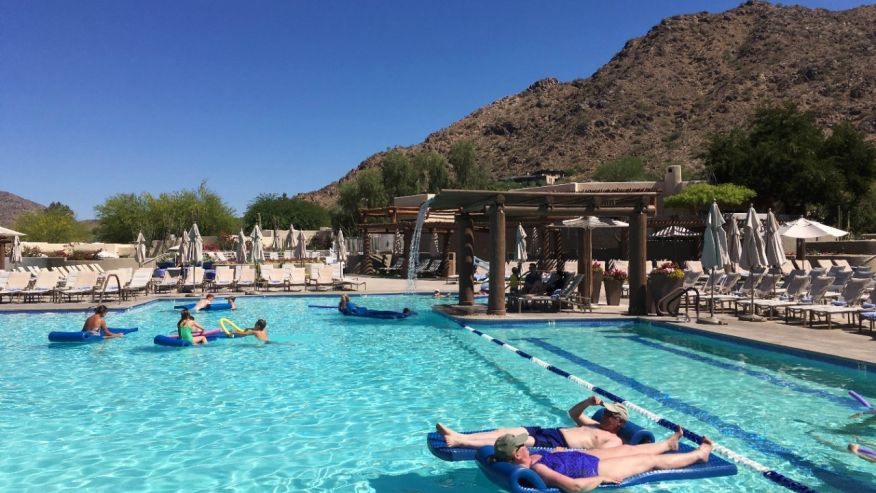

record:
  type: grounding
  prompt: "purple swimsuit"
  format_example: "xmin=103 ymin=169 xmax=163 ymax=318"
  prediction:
xmin=536 ymin=451 xmax=600 ymax=478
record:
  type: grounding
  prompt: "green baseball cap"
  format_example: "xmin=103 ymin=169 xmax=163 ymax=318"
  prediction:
xmin=494 ymin=432 xmax=528 ymax=461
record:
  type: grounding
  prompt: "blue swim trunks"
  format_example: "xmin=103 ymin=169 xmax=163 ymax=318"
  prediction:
xmin=538 ymin=451 xmax=600 ymax=478
xmin=524 ymin=426 xmax=569 ymax=448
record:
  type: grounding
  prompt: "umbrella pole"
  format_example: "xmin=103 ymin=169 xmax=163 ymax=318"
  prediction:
xmin=697 ymin=268 xmax=725 ymax=325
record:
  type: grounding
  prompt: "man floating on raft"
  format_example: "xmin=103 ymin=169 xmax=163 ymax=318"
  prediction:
xmin=337 ymin=294 xmax=414 ymax=319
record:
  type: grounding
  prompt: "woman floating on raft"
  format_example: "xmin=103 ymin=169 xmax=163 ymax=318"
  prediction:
xmin=178 ymin=310 xmax=208 ymax=345
xmin=488 ymin=430 xmax=713 ymax=492
xmin=337 ymin=294 xmax=414 ymax=319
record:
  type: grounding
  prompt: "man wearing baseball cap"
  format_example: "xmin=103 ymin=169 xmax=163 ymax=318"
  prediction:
xmin=437 ymin=395 xmax=643 ymax=452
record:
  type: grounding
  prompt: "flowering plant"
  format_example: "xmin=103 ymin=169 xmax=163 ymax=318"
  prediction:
xmin=649 ymin=261 xmax=684 ymax=280
xmin=592 ymin=261 xmax=604 ymax=272
xmin=604 ymin=269 xmax=628 ymax=282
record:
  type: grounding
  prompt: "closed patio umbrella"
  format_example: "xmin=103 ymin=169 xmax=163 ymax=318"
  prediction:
xmin=188 ymin=224 xmax=203 ymax=266
xmin=764 ymin=209 xmax=787 ymax=270
xmin=10 ymin=235 xmax=22 ymax=264
xmin=335 ymin=230 xmax=347 ymax=280
xmin=778 ymin=217 xmax=848 ymax=261
xmin=296 ymin=229 xmax=308 ymax=259
xmin=739 ymin=205 xmax=767 ymax=321
xmin=135 ymin=231 xmax=147 ymax=266
xmin=285 ymin=225 xmax=298 ymax=252
xmin=699 ymin=201 xmax=730 ymax=324
xmin=514 ymin=224 xmax=528 ymax=269
xmin=727 ymin=216 xmax=742 ymax=270
xmin=178 ymin=230 xmax=190 ymax=266
xmin=271 ymin=229 xmax=281 ymax=251
xmin=236 ymin=229 xmax=248 ymax=264
xmin=250 ymin=225 xmax=265 ymax=264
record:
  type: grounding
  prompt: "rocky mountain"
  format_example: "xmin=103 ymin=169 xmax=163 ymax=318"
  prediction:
xmin=0 ymin=191 xmax=44 ymax=226
xmin=297 ymin=1 xmax=876 ymax=207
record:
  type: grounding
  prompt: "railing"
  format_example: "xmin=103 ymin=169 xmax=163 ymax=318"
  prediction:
xmin=96 ymin=273 xmax=122 ymax=304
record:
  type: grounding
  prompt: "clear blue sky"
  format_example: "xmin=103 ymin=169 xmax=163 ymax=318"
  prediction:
xmin=1 ymin=0 xmax=866 ymax=219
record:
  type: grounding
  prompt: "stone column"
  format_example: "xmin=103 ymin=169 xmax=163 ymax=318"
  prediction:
xmin=578 ymin=228 xmax=592 ymax=302
xmin=628 ymin=204 xmax=648 ymax=315
xmin=456 ymin=213 xmax=475 ymax=306
xmin=360 ymin=228 xmax=373 ymax=275
xmin=488 ymin=202 xmax=506 ymax=315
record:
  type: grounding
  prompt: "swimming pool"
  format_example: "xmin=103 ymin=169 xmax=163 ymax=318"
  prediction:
xmin=0 ymin=295 xmax=872 ymax=492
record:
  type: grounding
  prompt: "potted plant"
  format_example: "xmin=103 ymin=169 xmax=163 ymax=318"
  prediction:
xmin=590 ymin=261 xmax=604 ymax=304
xmin=603 ymin=269 xmax=627 ymax=305
xmin=647 ymin=261 xmax=684 ymax=314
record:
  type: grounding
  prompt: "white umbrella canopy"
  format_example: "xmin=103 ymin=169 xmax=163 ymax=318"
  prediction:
xmin=727 ymin=216 xmax=742 ymax=267
xmin=188 ymin=223 xmax=203 ymax=266
xmin=764 ymin=210 xmax=787 ymax=269
xmin=739 ymin=206 xmax=767 ymax=271
xmin=10 ymin=235 xmax=22 ymax=263
xmin=178 ymin=230 xmax=190 ymax=266
xmin=285 ymin=225 xmax=298 ymax=251
xmin=778 ymin=217 xmax=849 ymax=239
xmin=296 ymin=229 xmax=308 ymax=259
xmin=250 ymin=225 xmax=265 ymax=263
xmin=514 ymin=224 xmax=528 ymax=264
xmin=702 ymin=202 xmax=730 ymax=272
xmin=135 ymin=231 xmax=147 ymax=266
xmin=236 ymin=229 xmax=248 ymax=263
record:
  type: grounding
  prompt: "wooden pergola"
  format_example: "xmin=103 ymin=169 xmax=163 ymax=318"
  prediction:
xmin=428 ymin=189 xmax=658 ymax=315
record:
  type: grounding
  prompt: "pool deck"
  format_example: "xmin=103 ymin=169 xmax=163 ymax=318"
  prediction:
xmin=3 ymin=275 xmax=875 ymax=366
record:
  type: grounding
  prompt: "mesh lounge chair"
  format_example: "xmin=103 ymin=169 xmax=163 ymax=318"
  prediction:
xmin=263 ymin=269 xmax=289 ymax=291
xmin=124 ymin=268 xmax=153 ymax=298
xmin=153 ymin=271 xmax=179 ymax=293
xmin=209 ymin=266 xmax=235 ymax=291
xmin=507 ymin=273 xmax=584 ymax=313
xmin=308 ymin=266 xmax=336 ymax=291
xmin=21 ymin=270 xmax=61 ymax=303
xmin=751 ymin=274 xmax=811 ymax=319
xmin=58 ymin=271 xmax=100 ymax=302
xmin=833 ymin=259 xmax=852 ymax=271
xmin=855 ymin=290 xmax=876 ymax=334
xmin=733 ymin=274 xmax=782 ymax=315
xmin=806 ymin=278 xmax=870 ymax=329
xmin=782 ymin=275 xmax=836 ymax=325
xmin=234 ymin=266 xmax=256 ymax=291
xmin=0 ymin=271 xmax=32 ymax=302
xmin=287 ymin=267 xmax=306 ymax=292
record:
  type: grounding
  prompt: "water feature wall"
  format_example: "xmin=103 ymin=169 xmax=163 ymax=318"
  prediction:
xmin=406 ymin=199 xmax=431 ymax=293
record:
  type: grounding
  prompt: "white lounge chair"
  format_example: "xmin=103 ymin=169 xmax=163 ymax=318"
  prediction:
xmin=59 ymin=271 xmax=100 ymax=302
xmin=806 ymin=278 xmax=870 ymax=329
xmin=235 ymin=266 xmax=256 ymax=291
xmin=0 ymin=271 xmax=33 ymax=302
xmin=210 ymin=266 xmax=235 ymax=291
xmin=21 ymin=270 xmax=61 ymax=302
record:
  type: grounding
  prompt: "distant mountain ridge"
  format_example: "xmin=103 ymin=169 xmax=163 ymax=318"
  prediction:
xmin=0 ymin=191 xmax=44 ymax=227
xmin=297 ymin=1 xmax=876 ymax=206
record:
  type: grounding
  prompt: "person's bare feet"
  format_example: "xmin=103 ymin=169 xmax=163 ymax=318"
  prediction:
xmin=666 ymin=426 xmax=683 ymax=452
xmin=436 ymin=423 xmax=463 ymax=446
xmin=696 ymin=437 xmax=714 ymax=462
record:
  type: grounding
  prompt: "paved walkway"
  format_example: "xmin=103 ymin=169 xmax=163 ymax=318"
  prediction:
xmin=3 ymin=275 xmax=874 ymax=366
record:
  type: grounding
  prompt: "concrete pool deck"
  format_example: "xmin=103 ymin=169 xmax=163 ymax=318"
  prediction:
xmin=3 ymin=275 xmax=875 ymax=366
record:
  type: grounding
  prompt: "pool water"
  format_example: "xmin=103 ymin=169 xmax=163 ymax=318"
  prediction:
xmin=0 ymin=296 xmax=872 ymax=492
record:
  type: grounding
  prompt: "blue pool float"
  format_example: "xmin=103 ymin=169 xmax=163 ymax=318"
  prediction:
xmin=428 ymin=409 xmax=655 ymax=462
xmin=474 ymin=442 xmax=737 ymax=491
xmin=173 ymin=302 xmax=233 ymax=311
xmin=153 ymin=331 xmax=227 ymax=347
xmin=48 ymin=327 xmax=138 ymax=343
xmin=340 ymin=301 xmax=415 ymax=320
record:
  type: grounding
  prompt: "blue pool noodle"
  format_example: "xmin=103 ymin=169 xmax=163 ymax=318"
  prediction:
xmin=48 ymin=327 xmax=138 ymax=343
xmin=849 ymin=390 xmax=873 ymax=409
xmin=173 ymin=302 xmax=233 ymax=311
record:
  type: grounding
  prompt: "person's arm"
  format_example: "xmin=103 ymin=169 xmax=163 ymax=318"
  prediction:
xmin=532 ymin=463 xmax=611 ymax=492
xmin=100 ymin=319 xmax=121 ymax=338
xmin=568 ymin=396 xmax=602 ymax=426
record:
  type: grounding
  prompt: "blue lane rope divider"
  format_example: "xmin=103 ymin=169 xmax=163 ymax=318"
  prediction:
xmin=457 ymin=322 xmax=819 ymax=493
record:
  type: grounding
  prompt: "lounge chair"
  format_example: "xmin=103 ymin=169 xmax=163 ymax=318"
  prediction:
xmin=805 ymin=278 xmax=870 ymax=329
xmin=308 ymin=266 xmax=336 ymax=291
xmin=210 ymin=266 xmax=235 ymax=291
xmin=855 ymin=290 xmax=876 ymax=334
xmin=20 ymin=270 xmax=61 ymax=302
xmin=179 ymin=267 xmax=205 ymax=293
xmin=235 ymin=266 xmax=256 ymax=291
xmin=153 ymin=271 xmax=179 ymax=293
xmin=733 ymin=274 xmax=782 ymax=315
xmin=0 ymin=270 xmax=9 ymax=290
xmin=794 ymin=259 xmax=813 ymax=273
xmin=287 ymin=267 xmax=306 ymax=292
xmin=0 ymin=271 xmax=32 ymax=302
xmin=124 ymin=268 xmax=153 ymax=298
xmin=58 ymin=271 xmax=100 ymax=302
xmin=681 ymin=270 xmax=703 ymax=290
xmin=263 ymin=269 xmax=289 ymax=291
xmin=781 ymin=276 xmax=835 ymax=324
xmin=507 ymin=273 xmax=584 ymax=313
xmin=750 ymin=274 xmax=811 ymax=319
xmin=833 ymin=259 xmax=852 ymax=271
xmin=815 ymin=259 xmax=834 ymax=270
xmin=379 ymin=256 xmax=404 ymax=277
